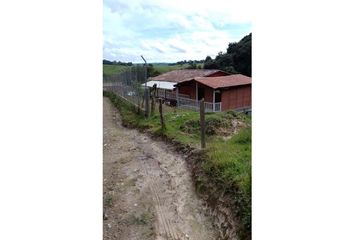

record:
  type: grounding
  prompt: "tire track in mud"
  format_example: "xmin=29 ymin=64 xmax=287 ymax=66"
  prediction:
xmin=139 ymin=155 xmax=179 ymax=240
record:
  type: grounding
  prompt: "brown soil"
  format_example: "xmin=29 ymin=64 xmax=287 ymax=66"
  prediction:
xmin=103 ymin=97 xmax=219 ymax=240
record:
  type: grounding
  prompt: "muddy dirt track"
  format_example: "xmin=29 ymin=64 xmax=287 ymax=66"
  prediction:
xmin=103 ymin=97 xmax=219 ymax=240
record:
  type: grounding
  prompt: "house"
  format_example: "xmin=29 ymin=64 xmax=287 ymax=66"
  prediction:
xmin=175 ymin=74 xmax=252 ymax=112
xmin=145 ymin=69 xmax=230 ymax=103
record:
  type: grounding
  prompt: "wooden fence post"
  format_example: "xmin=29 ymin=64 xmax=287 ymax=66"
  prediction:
xmin=200 ymin=98 xmax=206 ymax=149
xmin=159 ymin=99 xmax=165 ymax=130
xmin=144 ymin=87 xmax=150 ymax=118
xmin=151 ymin=96 xmax=155 ymax=116
xmin=151 ymin=84 xmax=157 ymax=115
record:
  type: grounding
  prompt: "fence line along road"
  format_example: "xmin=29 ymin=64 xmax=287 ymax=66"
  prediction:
xmin=103 ymin=66 xmax=147 ymax=111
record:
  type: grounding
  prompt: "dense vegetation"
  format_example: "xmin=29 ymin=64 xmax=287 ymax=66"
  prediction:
xmin=204 ymin=33 xmax=252 ymax=76
xmin=172 ymin=59 xmax=204 ymax=65
xmin=103 ymin=59 xmax=133 ymax=66
xmin=103 ymin=91 xmax=251 ymax=239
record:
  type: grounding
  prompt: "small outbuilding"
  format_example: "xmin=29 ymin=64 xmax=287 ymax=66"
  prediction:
xmin=175 ymin=74 xmax=252 ymax=112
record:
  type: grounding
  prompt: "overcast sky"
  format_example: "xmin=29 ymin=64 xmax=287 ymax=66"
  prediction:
xmin=103 ymin=0 xmax=251 ymax=63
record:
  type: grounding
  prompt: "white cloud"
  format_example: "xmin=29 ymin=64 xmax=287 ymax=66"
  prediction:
xmin=103 ymin=0 xmax=251 ymax=62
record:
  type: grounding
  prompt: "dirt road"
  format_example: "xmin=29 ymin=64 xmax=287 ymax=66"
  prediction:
xmin=103 ymin=97 xmax=218 ymax=240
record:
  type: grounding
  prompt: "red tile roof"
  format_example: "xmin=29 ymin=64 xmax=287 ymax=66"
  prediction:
xmin=149 ymin=69 xmax=227 ymax=83
xmin=193 ymin=74 xmax=251 ymax=89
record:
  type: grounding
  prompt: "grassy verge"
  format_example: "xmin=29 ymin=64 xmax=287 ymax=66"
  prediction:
xmin=206 ymin=128 xmax=251 ymax=231
xmin=104 ymin=91 xmax=251 ymax=239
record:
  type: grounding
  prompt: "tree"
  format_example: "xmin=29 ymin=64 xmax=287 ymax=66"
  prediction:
xmin=202 ymin=33 xmax=251 ymax=76
xmin=203 ymin=55 xmax=218 ymax=69
xmin=215 ymin=53 xmax=233 ymax=69
xmin=205 ymin=56 xmax=212 ymax=62
xmin=147 ymin=64 xmax=161 ymax=77
xmin=228 ymin=33 xmax=252 ymax=76
xmin=186 ymin=61 xmax=197 ymax=69
xmin=223 ymin=66 xmax=237 ymax=74
xmin=103 ymin=59 xmax=113 ymax=65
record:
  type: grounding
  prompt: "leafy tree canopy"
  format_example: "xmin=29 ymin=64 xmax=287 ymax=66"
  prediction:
xmin=204 ymin=33 xmax=251 ymax=76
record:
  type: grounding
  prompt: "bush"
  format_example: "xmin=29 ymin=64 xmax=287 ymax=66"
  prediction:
xmin=180 ymin=115 xmax=233 ymax=136
xmin=233 ymin=127 xmax=251 ymax=144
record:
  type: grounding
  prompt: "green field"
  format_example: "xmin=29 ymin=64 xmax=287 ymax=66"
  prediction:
xmin=153 ymin=63 xmax=204 ymax=73
xmin=153 ymin=64 xmax=183 ymax=73
xmin=103 ymin=65 xmax=129 ymax=77
xmin=103 ymin=63 xmax=204 ymax=77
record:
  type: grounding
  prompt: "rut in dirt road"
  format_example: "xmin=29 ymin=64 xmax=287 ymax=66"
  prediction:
xmin=103 ymin=97 xmax=219 ymax=240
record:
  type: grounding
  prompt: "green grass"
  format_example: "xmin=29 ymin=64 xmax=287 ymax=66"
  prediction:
xmin=103 ymin=91 xmax=251 ymax=238
xmin=103 ymin=64 xmax=129 ymax=77
xmin=153 ymin=63 xmax=204 ymax=74
xmin=206 ymin=128 xmax=251 ymax=230
xmin=149 ymin=110 xmax=201 ymax=145
xmin=103 ymin=63 xmax=205 ymax=77
xmin=153 ymin=64 xmax=182 ymax=73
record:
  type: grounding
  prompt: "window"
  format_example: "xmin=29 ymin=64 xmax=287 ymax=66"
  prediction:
xmin=215 ymin=90 xmax=221 ymax=102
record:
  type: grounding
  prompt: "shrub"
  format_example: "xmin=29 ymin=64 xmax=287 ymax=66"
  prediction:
xmin=233 ymin=127 xmax=251 ymax=144
xmin=180 ymin=115 xmax=233 ymax=136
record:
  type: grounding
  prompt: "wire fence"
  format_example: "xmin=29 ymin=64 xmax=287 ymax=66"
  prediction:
xmin=103 ymin=66 xmax=223 ymax=114
xmin=103 ymin=66 xmax=147 ymax=111
xmin=177 ymin=97 xmax=222 ymax=112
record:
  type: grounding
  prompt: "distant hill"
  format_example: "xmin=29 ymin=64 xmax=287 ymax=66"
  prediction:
xmin=103 ymin=59 xmax=133 ymax=66
xmin=204 ymin=33 xmax=251 ymax=76
xmin=149 ymin=62 xmax=170 ymax=65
